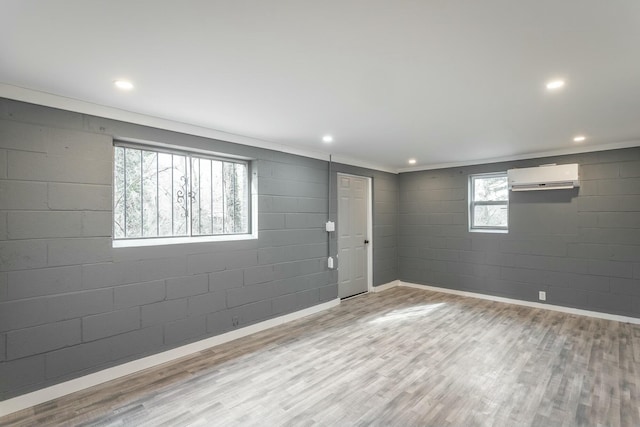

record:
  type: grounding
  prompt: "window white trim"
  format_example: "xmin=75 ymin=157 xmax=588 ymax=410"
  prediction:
xmin=469 ymin=227 xmax=509 ymax=234
xmin=116 ymin=139 xmax=252 ymax=163
xmin=468 ymin=172 xmax=509 ymax=233
xmin=113 ymin=232 xmax=258 ymax=248
xmin=112 ymin=141 xmax=257 ymax=247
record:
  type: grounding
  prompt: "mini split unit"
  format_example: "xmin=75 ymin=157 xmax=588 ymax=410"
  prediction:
xmin=507 ymin=163 xmax=580 ymax=191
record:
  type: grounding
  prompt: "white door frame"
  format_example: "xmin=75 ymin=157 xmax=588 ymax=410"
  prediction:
xmin=337 ymin=172 xmax=373 ymax=293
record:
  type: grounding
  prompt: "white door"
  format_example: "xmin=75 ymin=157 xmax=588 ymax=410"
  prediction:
xmin=337 ymin=174 xmax=369 ymax=298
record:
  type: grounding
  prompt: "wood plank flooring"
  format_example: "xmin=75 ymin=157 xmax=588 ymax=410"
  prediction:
xmin=3 ymin=287 xmax=640 ymax=426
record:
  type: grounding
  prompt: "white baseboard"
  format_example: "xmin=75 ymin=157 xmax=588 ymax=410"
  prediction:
xmin=399 ymin=281 xmax=640 ymax=325
xmin=372 ymin=280 xmax=400 ymax=293
xmin=0 ymin=298 xmax=340 ymax=418
xmin=5 ymin=280 xmax=638 ymax=418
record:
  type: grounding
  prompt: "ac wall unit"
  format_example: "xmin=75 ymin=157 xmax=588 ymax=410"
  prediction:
xmin=507 ymin=163 xmax=579 ymax=191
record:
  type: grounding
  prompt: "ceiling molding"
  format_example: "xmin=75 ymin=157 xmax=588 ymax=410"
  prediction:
xmin=3 ymin=84 xmax=638 ymax=176
xmin=327 ymin=154 xmax=398 ymax=174
xmin=397 ymin=140 xmax=640 ymax=173
xmin=0 ymin=84 xmax=395 ymax=173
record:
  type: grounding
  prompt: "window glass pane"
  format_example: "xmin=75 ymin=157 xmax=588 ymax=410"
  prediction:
xmin=172 ymin=154 xmax=189 ymax=236
xmin=474 ymin=176 xmax=508 ymax=201
xmin=113 ymin=143 xmax=251 ymax=241
xmin=191 ymin=157 xmax=200 ymax=234
xmin=218 ymin=161 xmax=249 ymax=234
xmin=223 ymin=162 xmax=236 ymax=234
xmin=113 ymin=147 xmax=125 ymax=239
xmin=157 ymin=152 xmax=174 ymax=236
xmin=142 ymin=151 xmax=158 ymax=237
xmin=125 ymin=147 xmax=142 ymax=238
xmin=234 ymin=163 xmax=248 ymax=233
xmin=212 ymin=160 xmax=224 ymax=234
xmin=473 ymin=204 xmax=508 ymax=228
xmin=191 ymin=157 xmax=215 ymax=236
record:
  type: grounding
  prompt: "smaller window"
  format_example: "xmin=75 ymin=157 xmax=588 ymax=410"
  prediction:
xmin=469 ymin=172 xmax=509 ymax=232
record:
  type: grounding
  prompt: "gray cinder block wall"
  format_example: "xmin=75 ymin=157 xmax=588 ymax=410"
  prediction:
xmin=3 ymin=94 xmax=637 ymax=402
xmin=0 ymin=98 xmax=399 ymax=400
xmin=399 ymin=147 xmax=640 ymax=317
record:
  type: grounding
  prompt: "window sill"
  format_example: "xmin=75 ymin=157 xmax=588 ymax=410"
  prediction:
xmin=113 ymin=232 xmax=258 ymax=248
xmin=469 ymin=228 xmax=508 ymax=234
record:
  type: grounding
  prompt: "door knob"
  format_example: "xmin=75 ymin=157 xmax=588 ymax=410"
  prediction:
xmin=364 ymin=240 xmax=369 ymax=244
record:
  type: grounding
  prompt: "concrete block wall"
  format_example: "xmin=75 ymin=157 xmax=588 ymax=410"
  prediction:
xmin=8 ymin=94 xmax=637 ymax=401
xmin=0 ymin=98 xmax=398 ymax=400
xmin=398 ymin=147 xmax=640 ymax=317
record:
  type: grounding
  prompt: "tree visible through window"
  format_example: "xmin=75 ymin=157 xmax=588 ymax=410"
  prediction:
xmin=469 ymin=172 xmax=509 ymax=231
xmin=113 ymin=143 xmax=249 ymax=241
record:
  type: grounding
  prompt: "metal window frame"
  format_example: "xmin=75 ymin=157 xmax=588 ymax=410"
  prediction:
xmin=469 ymin=172 xmax=509 ymax=232
xmin=113 ymin=141 xmax=252 ymax=242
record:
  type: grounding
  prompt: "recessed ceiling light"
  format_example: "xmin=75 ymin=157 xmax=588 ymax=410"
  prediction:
xmin=114 ymin=80 xmax=134 ymax=90
xmin=322 ymin=135 xmax=333 ymax=143
xmin=408 ymin=158 xmax=417 ymax=165
xmin=573 ymin=135 xmax=586 ymax=142
xmin=546 ymin=80 xmax=565 ymax=90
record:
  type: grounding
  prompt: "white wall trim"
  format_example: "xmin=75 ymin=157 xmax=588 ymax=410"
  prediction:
xmin=3 ymin=84 xmax=638 ymax=176
xmin=366 ymin=176 xmax=373 ymax=293
xmin=4 ymin=279 xmax=639 ymax=416
xmin=399 ymin=281 xmax=640 ymax=325
xmin=329 ymin=154 xmax=397 ymax=175
xmin=397 ymin=139 xmax=640 ymax=173
xmin=372 ymin=280 xmax=400 ymax=293
xmin=0 ymin=84 xmax=396 ymax=174
xmin=0 ymin=298 xmax=340 ymax=417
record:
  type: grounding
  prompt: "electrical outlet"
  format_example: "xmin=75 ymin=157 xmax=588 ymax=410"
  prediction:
xmin=232 ymin=316 xmax=239 ymax=327
xmin=538 ymin=291 xmax=546 ymax=301
xmin=327 ymin=256 xmax=334 ymax=269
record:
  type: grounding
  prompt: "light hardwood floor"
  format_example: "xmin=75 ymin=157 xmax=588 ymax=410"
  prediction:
xmin=3 ymin=287 xmax=640 ymax=426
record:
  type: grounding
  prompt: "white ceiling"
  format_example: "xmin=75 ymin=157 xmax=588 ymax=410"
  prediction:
xmin=2 ymin=0 xmax=640 ymax=172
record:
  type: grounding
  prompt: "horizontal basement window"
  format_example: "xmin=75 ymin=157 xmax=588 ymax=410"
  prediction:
xmin=113 ymin=142 xmax=257 ymax=247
